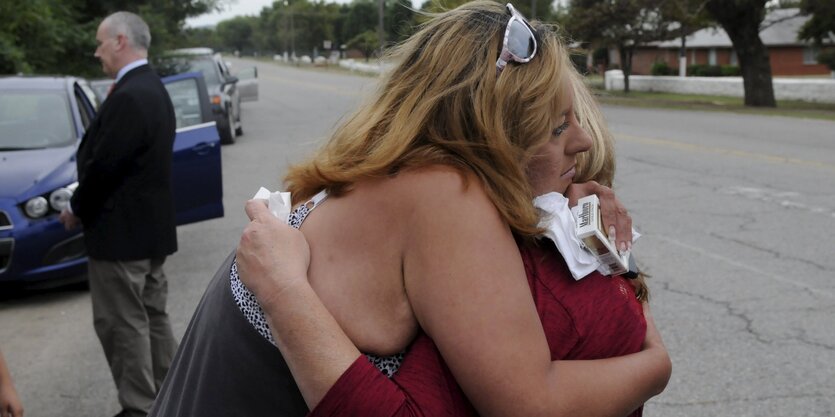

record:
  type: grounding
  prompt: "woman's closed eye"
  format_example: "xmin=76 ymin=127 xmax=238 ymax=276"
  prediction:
xmin=553 ymin=120 xmax=570 ymax=136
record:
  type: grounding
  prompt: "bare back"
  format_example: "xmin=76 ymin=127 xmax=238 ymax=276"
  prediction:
xmin=299 ymin=171 xmax=425 ymax=355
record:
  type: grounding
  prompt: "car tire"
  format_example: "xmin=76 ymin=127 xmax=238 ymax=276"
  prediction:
xmin=219 ymin=108 xmax=236 ymax=145
xmin=235 ymin=104 xmax=243 ymax=136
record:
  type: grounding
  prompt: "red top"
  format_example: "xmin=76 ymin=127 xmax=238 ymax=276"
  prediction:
xmin=310 ymin=241 xmax=647 ymax=417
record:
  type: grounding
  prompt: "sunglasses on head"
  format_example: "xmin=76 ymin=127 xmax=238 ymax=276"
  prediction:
xmin=496 ymin=3 xmax=538 ymax=76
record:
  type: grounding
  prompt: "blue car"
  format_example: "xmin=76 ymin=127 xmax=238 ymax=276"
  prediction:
xmin=0 ymin=72 xmax=224 ymax=286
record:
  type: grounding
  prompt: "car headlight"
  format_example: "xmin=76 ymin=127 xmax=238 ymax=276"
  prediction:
xmin=49 ymin=187 xmax=74 ymax=211
xmin=23 ymin=182 xmax=78 ymax=218
xmin=24 ymin=197 xmax=49 ymax=218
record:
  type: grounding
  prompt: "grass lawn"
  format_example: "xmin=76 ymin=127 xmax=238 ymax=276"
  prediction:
xmin=585 ymin=76 xmax=835 ymax=121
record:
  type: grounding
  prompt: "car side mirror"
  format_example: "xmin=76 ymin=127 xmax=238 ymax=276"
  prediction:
xmin=222 ymin=76 xmax=239 ymax=87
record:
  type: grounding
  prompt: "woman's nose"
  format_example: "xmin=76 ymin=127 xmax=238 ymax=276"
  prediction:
xmin=569 ymin=123 xmax=593 ymax=155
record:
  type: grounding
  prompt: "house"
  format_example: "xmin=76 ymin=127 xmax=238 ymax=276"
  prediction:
xmin=616 ymin=8 xmax=833 ymax=76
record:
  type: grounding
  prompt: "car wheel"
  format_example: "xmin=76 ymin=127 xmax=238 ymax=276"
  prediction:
xmin=219 ymin=108 xmax=236 ymax=145
xmin=235 ymin=106 xmax=243 ymax=136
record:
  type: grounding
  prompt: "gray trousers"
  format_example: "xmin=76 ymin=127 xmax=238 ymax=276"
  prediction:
xmin=88 ymin=257 xmax=178 ymax=416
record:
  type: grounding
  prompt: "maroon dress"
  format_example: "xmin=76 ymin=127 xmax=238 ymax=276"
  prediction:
xmin=310 ymin=240 xmax=648 ymax=417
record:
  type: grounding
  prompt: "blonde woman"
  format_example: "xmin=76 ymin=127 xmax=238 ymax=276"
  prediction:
xmin=151 ymin=3 xmax=670 ymax=417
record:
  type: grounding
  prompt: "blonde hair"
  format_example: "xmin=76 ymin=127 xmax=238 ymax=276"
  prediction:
xmin=285 ymin=0 xmax=571 ymax=237
xmin=571 ymin=70 xmax=615 ymax=187
xmin=570 ymin=70 xmax=649 ymax=302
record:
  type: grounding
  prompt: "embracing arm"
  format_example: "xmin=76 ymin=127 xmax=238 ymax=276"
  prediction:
xmin=403 ymin=173 xmax=669 ymax=417
xmin=236 ymin=200 xmax=359 ymax=408
xmin=237 ymin=175 xmax=670 ymax=415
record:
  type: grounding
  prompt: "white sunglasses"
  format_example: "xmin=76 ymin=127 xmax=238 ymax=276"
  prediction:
xmin=495 ymin=3 xmax=538 ymax=75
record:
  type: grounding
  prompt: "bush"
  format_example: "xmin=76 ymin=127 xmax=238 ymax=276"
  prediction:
xmin=650 ymin=61 xmax=672 ymax=75
xmin=818 ymin=49 xmax=835 ymax=71
xmin=592 ymin=47 xmax=608 ymax=66
xmin=720 ymin=65 xmax=741 ymax=76
xmin=688 ymin=64 xmax=723 ymax=77
xmin=570 ymin=53 xmax=589 ymax=75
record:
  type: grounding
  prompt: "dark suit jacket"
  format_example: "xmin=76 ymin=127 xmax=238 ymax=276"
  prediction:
xmin=71 ymin=64 xmax=178 ymax=261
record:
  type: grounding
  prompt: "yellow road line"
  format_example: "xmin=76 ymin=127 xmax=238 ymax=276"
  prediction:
xmin=616 ymin=133 xmax=835 ymax=173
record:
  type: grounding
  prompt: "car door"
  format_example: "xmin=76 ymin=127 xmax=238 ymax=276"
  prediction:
xmin=236 ymin=66 xmax=259 ymax=102
xmin=162 ymin=72 xmax=224 ymax=226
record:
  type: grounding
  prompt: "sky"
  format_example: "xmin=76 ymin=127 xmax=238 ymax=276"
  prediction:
xmin=185 ymin=0 xmax=421 ymax=27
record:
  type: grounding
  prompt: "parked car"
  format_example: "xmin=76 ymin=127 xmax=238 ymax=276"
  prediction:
xmin=155 ymin=48 xmax=259 ymax=144
xmin=0 ymin=73 xmax=224 ymax=286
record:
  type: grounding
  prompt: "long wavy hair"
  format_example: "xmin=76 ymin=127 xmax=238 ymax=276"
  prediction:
xmin=284 ymin=0 xmax=570 ymax=238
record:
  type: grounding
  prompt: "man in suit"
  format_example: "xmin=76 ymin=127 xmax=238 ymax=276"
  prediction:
xmin=59 ymin=11 xmax=178 ymax=417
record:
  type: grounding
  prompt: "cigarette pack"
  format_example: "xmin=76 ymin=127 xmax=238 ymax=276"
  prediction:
xmin=574 ymin=194 xmax=629 ymax=276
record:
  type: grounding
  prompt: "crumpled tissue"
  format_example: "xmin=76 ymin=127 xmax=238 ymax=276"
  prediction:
xmin=533 ymin=192 xmax=601 ymax=280
xmin=534 ymin=192 xmax=641 ymax=280
xmin=252 ymin=187 xmax=292 ymax=223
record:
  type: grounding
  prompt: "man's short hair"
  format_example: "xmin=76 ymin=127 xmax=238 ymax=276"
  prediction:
xmin=104 ymin=11 xmax=151 ymax=51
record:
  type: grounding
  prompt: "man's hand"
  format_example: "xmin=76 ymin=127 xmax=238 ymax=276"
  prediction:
xmin=58 ymin=209 xmax=80 ymax=231
xmin=565 ymin=181 xmax=632 ymax=253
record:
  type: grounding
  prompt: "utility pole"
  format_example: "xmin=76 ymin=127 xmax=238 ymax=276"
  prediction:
xmin=378 ymin=0 xmax=385 ymax=57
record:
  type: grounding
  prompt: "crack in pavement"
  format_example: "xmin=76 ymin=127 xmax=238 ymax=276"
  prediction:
xmin=709 ymin=233 xmax=831 ymax=272
xmin=658 ymin=281 xmax=771 ymax=344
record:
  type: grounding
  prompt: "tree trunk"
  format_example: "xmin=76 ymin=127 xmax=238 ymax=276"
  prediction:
xmin=619 ymin=46 xmax=634 ymax=93
xmin=706 ymin=0 xmax=776 ymax=107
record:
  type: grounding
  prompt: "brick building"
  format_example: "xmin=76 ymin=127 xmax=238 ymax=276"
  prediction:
xmin=609 ymin=8 xmax=833 ymax=76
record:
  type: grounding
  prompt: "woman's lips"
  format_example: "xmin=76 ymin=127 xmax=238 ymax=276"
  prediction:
xmin=560 ymin=165 xmax=576 ymax=180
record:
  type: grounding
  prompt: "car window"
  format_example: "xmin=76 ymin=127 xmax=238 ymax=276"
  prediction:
xmin=0 ymin=91 xmax=75 ymax=150
xmin=164 ymin=77 xmax=204 ymax=129
xmin=74 ymin=92 xmax=92 ymax=130
xmin=90 ymin=80 xmax=114 ymax=104
xmin=156 ymin=57 xmax=221 ymax=88
xmin=78 ymin=83 xmax=99 ymax=111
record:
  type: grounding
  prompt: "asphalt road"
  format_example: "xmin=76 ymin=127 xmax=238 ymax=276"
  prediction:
xmin=0 ymin=58 xmax=832 ymax=417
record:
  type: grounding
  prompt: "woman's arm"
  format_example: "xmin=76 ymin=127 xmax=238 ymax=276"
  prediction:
xmin=236 ymin=200 xmax=359 ymax=408
xmin=237 ymin=174 xmax=670 ymax=415
xmin=402 ymin=172 xmax=669 ymax=417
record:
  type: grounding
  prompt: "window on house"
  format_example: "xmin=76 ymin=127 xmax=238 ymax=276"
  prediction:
xmin=803 ymin=46 xmax=819 ymax=65
xmin=690 ymin=49 xmax=697 ymax=64
xmin=730 ymin=49 xmax=738 ymax=66
xmin=709 ymin=48 xmax=717 ymax=65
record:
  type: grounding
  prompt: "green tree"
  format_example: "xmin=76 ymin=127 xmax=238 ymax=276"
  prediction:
xmin=705 ymin=0 xmax=776 ymax=107
xmin=346 ymin=30 xmax=379 ymax=61
xmin=660 ymin=0 xmax=712 ymax=76
xmin=1 ymin=0 xmax=223 ymax=76
xmin=0 ymin=0 xmax=93 ymax=75
xmin=798 ymin=0 xmax=835 ymax=45
xmin=566 ymin=0 xmax=676 ymax=92
xmin=216 ymin=16 xmax=256 ymax=53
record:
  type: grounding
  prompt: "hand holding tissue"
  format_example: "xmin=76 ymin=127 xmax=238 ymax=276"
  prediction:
xmin=252 ymin=187 xmax=292 ymax=223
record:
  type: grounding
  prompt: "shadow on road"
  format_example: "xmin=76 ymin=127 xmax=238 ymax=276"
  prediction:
xmin=0 ymin=278 xmax=89 ymax=303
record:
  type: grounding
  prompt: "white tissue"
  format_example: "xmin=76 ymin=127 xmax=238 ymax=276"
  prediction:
xmin=253 ymin=187 xmax=292 ymax=223
xmin=533 ymin=192 xmax=601 ymax=280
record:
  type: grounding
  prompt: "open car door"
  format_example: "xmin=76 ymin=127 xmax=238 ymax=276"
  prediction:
xmin=162 ymin=72 xmax=224 ymax=225
xmin=236 ymin=66 xmax=259 ymax=102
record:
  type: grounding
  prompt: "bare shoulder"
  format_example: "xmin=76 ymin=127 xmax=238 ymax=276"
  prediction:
xmin=387 ymin=165 xmax=500 ymax=224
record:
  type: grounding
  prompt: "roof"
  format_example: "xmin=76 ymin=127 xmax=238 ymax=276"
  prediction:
xmin=655 ymin=8 xmax=834 ymax=48
xmin=166 ymin=47 xmax=214 ymax=57
xmin=0 ymin=76 xmax=76 ymax=91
